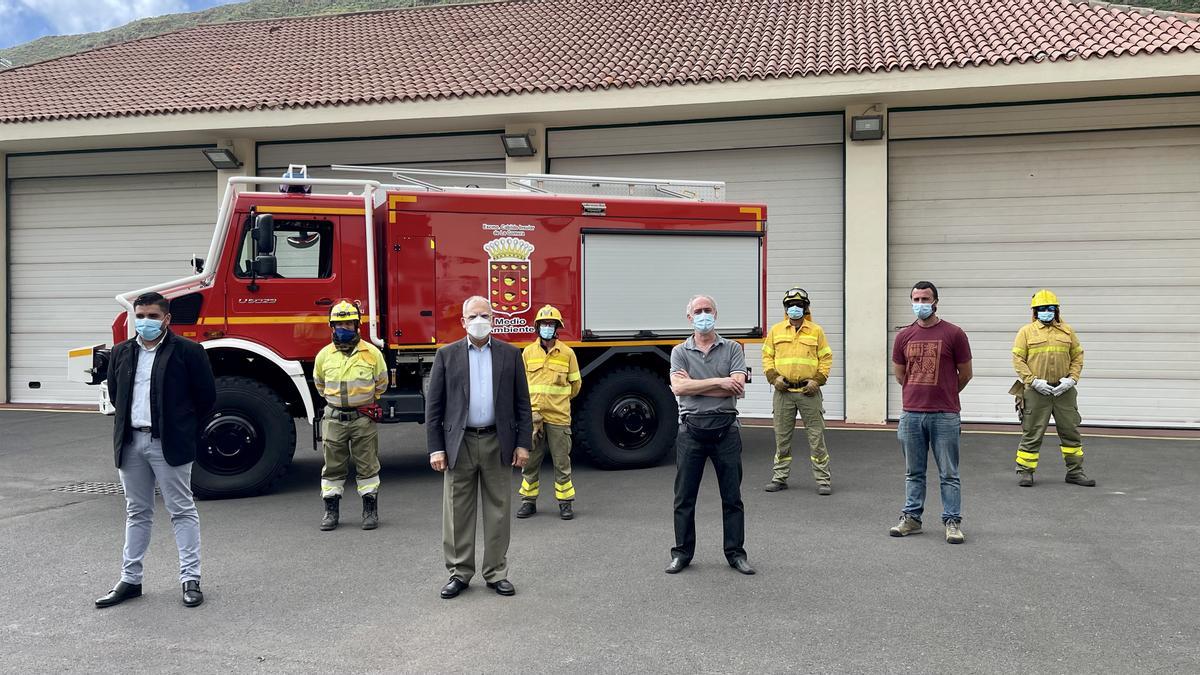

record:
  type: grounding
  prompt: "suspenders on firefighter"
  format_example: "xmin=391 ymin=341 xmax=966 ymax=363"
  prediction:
xmin=518 ymin=305 xmax=583 ymax=520
xmin=314 ymin=300 xmax=389 ymax=530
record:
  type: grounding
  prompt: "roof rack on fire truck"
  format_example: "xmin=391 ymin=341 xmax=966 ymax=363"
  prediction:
xmin=330 ymin=165 xmax=725 ymax=201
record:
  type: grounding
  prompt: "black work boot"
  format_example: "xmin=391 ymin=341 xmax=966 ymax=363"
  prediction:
xmin=516 ymin=501 xmax=536 ymax=519
xmin=320 ymin=496 xmax=340 ymax=531
xmin=559 ymin=502 xmax=574 ymax=520
xmin=361 ymin=494 xmax=379 ymax=530
xmin=1018 ymin=470 xmax=1034 ymax=487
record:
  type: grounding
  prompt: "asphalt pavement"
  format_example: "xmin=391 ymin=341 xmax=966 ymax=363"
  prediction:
xmin=1 ymin=410 xmax=1198 ymax=673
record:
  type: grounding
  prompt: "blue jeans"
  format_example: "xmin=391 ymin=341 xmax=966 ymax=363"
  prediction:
xmin=897 ymin=412 xmax=962 ymax=524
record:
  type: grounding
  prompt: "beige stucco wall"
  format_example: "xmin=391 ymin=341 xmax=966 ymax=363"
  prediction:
xmin=842 ymin=106 xmax=890 ymax=423
xmin=504 ymin=123 xmax=547 ymax=175
xmin=216 ymin=138 xmax=257 ymax=204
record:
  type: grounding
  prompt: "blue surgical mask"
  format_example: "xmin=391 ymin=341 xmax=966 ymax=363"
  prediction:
xmin=1037 ymin=310 xmax=1056 ymax=323
xmin=135 ymin=318 xmax=164 ymax=341
xmin=692 ymin=311 xmax=716 ymax=333
xmin=786 ymin=306 xmax=805 ymax=320
xmin=912 ymin=303 xmax=934 ymax=320
xmin=539 ymin=325 xmax=557 ymax=340
xmin=332 ymin=327 xmax=358 ymax=343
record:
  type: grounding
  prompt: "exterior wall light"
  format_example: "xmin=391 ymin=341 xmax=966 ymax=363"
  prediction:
xmin=202 ymin=148 xmax=242 ymax=169
xmin=850 ymin=115 xmax=884 ymax=141
xmin=501 ymin=132 xmax=537 ymax=157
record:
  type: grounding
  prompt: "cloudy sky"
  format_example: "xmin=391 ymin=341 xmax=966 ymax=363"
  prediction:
xmin=0 ymin=0 xmax=247 ymax=49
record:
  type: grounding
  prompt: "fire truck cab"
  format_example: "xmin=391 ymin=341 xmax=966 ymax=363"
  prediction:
xmin=69 ymin=166 xmax=767 ymax=498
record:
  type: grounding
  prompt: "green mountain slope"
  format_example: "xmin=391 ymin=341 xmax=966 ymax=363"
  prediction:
xmin=0 ymin=0 xmax=469 ymax=68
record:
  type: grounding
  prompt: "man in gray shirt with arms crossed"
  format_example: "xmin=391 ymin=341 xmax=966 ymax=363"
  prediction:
xmin=666 ymin=294 xmax=754 ymax=576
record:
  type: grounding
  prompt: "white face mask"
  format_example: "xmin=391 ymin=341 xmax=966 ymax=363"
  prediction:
xmin=466 ymin=317 xmax=492 ymax=340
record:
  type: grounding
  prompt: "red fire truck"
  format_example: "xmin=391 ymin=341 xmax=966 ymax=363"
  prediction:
xmin=68 ymin=166 xmax=767 ymax=498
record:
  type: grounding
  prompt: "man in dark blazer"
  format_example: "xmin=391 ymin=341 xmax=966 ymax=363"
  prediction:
xmin=427 ymin=295 xmax=532 ymax=599
xmin=95 ymin=291 xmax=216 ymax=609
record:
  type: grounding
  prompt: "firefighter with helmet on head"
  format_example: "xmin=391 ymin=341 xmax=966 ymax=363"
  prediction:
xmin=313 ymin=300 xmax=389 ymax=530
xmin=1011 ymin=289 xmax=1094 ymax=487
xmin=762 ymin=287 xmax=834 ymax=494
xmin=517 ymin=304 xmax=582 ymax=520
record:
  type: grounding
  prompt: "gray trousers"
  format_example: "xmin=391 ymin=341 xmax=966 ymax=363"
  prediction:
xmin=443 ymin=430 xmax=511 ymax=584
xmin=118 ymin=430 xmax=201 ymax=584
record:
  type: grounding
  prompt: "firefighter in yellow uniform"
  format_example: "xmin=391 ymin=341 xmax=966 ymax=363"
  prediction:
xmin=762 ymin=287 xmax=834 ymax=495
xmin=517 ymin=305 xmax=582 ymax=520
xmin=314 ymin=300 xmax=389 ymax=530
xmin=1012 ymin=289 xmax=1094 ymax=487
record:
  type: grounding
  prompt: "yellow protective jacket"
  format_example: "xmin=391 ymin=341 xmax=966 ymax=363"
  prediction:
xmin=1012 ymin=320 xmax=1084 ymax=385
xmin=313 ymin=340 xmax=388 ymax=408
xmin=522 ymin=340 xmax=582 ymax=426
xmin=761 ymin=316 xmax=833 ymax=388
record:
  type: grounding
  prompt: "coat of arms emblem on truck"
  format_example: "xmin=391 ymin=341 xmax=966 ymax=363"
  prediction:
xmin=484 ymin=237 xmax=535 ymax=316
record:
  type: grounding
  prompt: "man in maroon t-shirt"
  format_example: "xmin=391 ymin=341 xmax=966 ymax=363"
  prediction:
xmin=889 ymin=281 xmax=973 ymax=544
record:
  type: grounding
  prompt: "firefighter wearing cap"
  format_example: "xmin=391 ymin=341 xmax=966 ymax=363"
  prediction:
xmin=313 ymin=300 xmax=389 ymax=530
xmin=762 ymin=287 xmax=834 ymax=494
xmin=1011 ymin=289 xmax=1094 ymax=487
xmin=517 ymin=305 xmax=582 ymax=520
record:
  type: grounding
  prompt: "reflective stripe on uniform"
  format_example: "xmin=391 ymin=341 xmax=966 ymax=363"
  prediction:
xmin=1060 ymin=445 xmax=1083 ymax=456
xmin=356 ymin=476 xmax=380 ymax=495
xmin=321 ymin=478 xmax=346 ymax=497
xmin=774 ymin=356 xmax=820 ymax=367
xmin=1016 ymin=450 xmax=1040 ymax=468
xmin=519 ymin=479 xmax=540 ymax=498
xmin=1028 ymin=345 xmax=1070 ymax=356
xmin=554 ymin=481 xmax=576 ymax=500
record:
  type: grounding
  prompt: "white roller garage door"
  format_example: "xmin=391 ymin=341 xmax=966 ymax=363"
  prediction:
xmin=258 ymin=132 xmax=506 ymax=190
xmin=7 ymin=147 xmax=216 ymax=403
xmin=888 ymin=126 xmax=1200 ymax=427
xmin=550 ymin=116 xmax=845 ymax=419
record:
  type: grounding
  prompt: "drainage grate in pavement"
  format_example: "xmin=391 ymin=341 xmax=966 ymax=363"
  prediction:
xmin=51 ymin=481 xmax=159 ymax=496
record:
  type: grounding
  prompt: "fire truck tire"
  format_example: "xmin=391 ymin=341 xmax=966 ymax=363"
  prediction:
xmin=192 ymin=376 xmax=296 ymax=499
xmin=574 ymin=366 xmax=678 ymax=470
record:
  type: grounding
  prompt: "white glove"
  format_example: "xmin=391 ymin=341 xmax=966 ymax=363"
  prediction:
xmin=1032 ymin=379 xmax=1054 ymax=396
xmin=1052 ymin=377 xmax=1076 ymax=397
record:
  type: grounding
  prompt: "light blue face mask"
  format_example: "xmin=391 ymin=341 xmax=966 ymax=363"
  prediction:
xmin=1037 ymin=310 xmax=1056 ymax=323
xmin=692 ymin=311 xmax=716 ymax=333
xmin=539 ymin=325 xmax=557 ymax=340
xmin=786 ymin=306 xmax=805 ymax=320
xmin=135 ymin=318 xmax=164 ymax=341
xmin=912 ymin=303 xmax=934 ymax=320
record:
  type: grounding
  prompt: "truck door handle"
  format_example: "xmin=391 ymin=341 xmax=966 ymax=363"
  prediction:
xmin=315 ymin=298 xmax=333 ymax=306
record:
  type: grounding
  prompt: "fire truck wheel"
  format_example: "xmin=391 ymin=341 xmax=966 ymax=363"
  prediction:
xmin=192 ymin=376 xmax=297 ymax=499
xmin=575 ymin=366 xmax=678 ymax=469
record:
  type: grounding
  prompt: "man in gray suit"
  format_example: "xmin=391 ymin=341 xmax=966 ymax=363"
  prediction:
xmin=427 ymin=295 xmax=532 ymax=599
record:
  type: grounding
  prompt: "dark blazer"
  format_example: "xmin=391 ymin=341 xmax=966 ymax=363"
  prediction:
xmin=108 ymin=330 xmax=217 ymax=468
xmin=425 ymin=336 xmax=533 ymax=469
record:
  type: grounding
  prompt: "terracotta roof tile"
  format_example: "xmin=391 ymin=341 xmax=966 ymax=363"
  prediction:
xmin=1 ymin=0 xmax=1198 ymax=123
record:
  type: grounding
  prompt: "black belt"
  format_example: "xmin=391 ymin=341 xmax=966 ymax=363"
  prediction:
xmin=465 ymin=425 xmax=496 ymax=434
xmin=327 ymin=408 xmax=361 ymax=421
xmin=133 ymin=426 xmax=152 ymax=433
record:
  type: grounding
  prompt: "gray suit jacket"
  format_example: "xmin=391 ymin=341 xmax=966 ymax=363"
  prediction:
xmin=425 ymin=336 xmax=533 ymax=469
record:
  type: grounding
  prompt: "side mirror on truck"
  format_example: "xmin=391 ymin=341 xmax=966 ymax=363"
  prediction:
xmin=252 ymin=255 xmax=277 ymax=277
xmin=253 ymin=214 xmax=276 ymax=255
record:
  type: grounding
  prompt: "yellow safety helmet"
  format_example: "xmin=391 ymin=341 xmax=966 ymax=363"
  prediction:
xmin=534 ymin=304 xmax=564 ymax=326
xmin=782 ymin=287 xmax=810 ymax=307
xmin=1030 ymin=289 xmax=1059 ymax=308
xmin=329 ymin=299 xmax=361 ymax=324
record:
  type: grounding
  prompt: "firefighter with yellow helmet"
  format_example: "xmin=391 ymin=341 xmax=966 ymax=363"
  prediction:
xmin=313 ymin=300 xmax=389 ymax=530
xmin=762 ymin=287 xmax=834 ymax=494
xmin=517 ymin=304 xmax=582 ymax=520
xmin=1011 ymin=289 xmax=1094 ymax=487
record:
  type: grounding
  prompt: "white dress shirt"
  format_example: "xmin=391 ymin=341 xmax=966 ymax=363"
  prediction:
xmin=130 ymin=337 xmax=160 ymax=428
